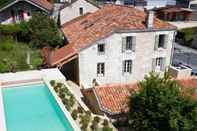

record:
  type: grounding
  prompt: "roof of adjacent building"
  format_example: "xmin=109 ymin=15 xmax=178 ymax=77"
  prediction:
xmin=82 ymin=77 xmax=197 ymax=115
xmin=60 ymin=0 xmax=100 ymax=10
xmin=0 ymin=0 xmax=53 ymax=13
xmin=153 ymin=5 xmax=193 ymax=13
xmin=46 ymin=4 xmax=176 ymax=66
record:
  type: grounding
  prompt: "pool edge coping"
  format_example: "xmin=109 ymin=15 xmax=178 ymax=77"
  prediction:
xmin=43 ymin=78 xmax=81 ymax=131
xmin=0 ymin=86 xmax=7 ymax=131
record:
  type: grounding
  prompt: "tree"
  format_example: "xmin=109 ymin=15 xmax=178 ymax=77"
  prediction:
xmin=23 ymin=12 xmax=63 ymax=48
xmin=128 ymin=72 xmax=197 ymax=131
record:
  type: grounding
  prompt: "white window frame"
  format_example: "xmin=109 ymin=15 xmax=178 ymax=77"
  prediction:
xmin=126 ymin=36 xmax=133 ymax=50
xmin=155 ymin=57 xmax=163 ymax=70
xmin=123 ymin=60 xmax=132 ymax=74
xmin=97 ymin=63 xmax=105 ymax=76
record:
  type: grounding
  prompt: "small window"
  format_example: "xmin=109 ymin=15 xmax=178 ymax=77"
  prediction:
xmin=98 ymin=44 xmax=105 ymax=54
xmin=27 ymin=11 xmax=31 ymax=16
xmin=158 ymin=34 xmax=165 ymax=48
xmin=126 ymin=36 xmax=133 ymax=50
xmin=79 ymin=7 xmax=83 ymax=15
xmin=123 ymin=60 xmax=132 ymax=73
xmin=97 ymin=63 xmax=105 ymax=76
xmin=156 ymin=57 xmax=163 ymax=69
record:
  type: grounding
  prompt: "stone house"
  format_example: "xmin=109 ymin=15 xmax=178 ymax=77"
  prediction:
xmin=43 ymin=4 xmax=176 ymax=88
xmin=0 ymin=0 xmax=53 ymax=24
xmin=59 ymin=0 xmax=99 ymax=25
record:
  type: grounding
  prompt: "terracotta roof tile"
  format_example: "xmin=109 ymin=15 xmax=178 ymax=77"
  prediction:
xmin=94 ymin=82 xmax=138 ymax=114
xmin=30 ymin=0 xmax=53 ymax=11
xmin=49 ymin=4 xmax=176 ymax=66
xmin=83 ymin=78 xmax=197 ymax=115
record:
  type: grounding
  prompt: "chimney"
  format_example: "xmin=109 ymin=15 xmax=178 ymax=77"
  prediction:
xmin=146 ymin=11 xmax=154 ymax=29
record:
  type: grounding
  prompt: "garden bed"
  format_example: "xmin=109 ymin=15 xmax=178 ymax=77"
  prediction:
xmin=50 ymin=80 xmax=113 ymax=131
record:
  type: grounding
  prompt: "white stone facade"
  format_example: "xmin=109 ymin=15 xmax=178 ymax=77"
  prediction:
xmin=78 ymin=30 xmax=175 ymax=88
xmin=60 ymin=0 xmax=98 ymax=25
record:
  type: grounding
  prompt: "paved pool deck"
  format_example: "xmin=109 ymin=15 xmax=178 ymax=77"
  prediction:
xmin=0 ymin=68 xmax=70 ymax=131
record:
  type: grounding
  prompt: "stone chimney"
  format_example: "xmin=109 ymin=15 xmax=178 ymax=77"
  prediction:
xmin=146 ymin=11 xmax=154 ymax=29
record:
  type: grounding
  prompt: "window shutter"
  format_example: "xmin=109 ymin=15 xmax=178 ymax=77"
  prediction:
xmin=132 ymin=36 xmax=136 ymax=52
xmin=122 ymin=37 xmax=126 ymax=52
xmin=154 ymin=35 xmax=159 ymax=50
xmin=161 ymin=57 xmax=166 ymax=71
xmin=164 ymin=35 xmax=169 ymax=49
xmin=122 ymin=61 xmax=125 ymax=74
xmin=152 ymin=58 xmax=156 ymax=71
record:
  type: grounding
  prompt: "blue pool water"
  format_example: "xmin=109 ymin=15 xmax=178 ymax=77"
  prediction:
xmin=2 ymin=83 xmax=74 ymax=131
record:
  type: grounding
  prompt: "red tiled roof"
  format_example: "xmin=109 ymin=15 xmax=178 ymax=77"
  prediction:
xmin=30 ymin=0 xmax=53 ymax=11
xmin=94 ymin=82 xmax=138 ymax=114
xmin=0 ymin=0 xmax=53 ymax=12
xmin=48 ymin=4 xmax=176 ymax=66
xmin=83 ymin=78 xmax=197 ymax=115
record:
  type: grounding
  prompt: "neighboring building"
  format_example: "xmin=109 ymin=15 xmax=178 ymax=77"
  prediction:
xmin=43 ymin=4 xmax=176 ymax=88
xmin=189 ymin=0 xmax=197 ymax=10
xmin=153 ymin=6 xmax=197 ymax=21
xmin=145 ymin=0 xmax=176 ymax=9
xmin=60 ymin=0 xmax=99 ymax=25
xmin=82 ymin=76 xmax=197 ymax=118
xmin=0 ymin=0 xmax=53 ymax=24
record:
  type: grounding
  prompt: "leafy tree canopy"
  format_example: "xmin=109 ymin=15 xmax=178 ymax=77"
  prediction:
xmin=21 ymin=12 xmax=63 ymax=48
xmin=128 ymin=73 xmax=197 ymax=131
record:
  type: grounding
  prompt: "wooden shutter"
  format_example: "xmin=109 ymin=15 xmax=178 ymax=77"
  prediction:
xmin=122 ymin=37 xmax=126 ymax=52
xmin=152 ymin=58 xmax=156 ymax=72
xmin=154 ymin=35 xmax=159 ymax=50
xmin=161 ymin=57 xmax=166 ymax=71
xmin=164 ymin=35 xmax=169 ymax=49
xmin=132 ymin=36 xmax=136 ymax=52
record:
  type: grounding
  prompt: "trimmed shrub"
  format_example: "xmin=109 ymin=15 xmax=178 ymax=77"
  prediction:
xmin=77 ymin=106 xmax=84 ymax=114
xmin=71 ymin=109 xmax=78 ymax=120
xmin=56 ymin=82 xmax=63 ymax=88
xmin=50 ymin=80 xmax=56 ymax=87
xmin=94 ymin=116 xmax=100 ymax=123
xmin=103 ymin=119 xmax=109 ymax=127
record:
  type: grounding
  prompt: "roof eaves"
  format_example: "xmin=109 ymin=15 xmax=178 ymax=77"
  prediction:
xmin=0 ymin=0 xmax=52 ymax=13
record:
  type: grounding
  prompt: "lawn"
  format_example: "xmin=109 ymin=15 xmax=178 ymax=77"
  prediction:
xmin=0 ymin=39 xmax=42 ymax=73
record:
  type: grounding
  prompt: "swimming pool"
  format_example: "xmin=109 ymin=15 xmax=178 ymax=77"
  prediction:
xmin=2 ymin=83 xmax=74 ymax=131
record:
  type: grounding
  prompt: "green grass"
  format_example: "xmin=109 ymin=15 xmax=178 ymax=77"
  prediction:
xmin=0 ymin=39 xmax=42 ymax=73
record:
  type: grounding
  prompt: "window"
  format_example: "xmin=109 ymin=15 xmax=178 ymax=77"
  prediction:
xmin=27 ymin=11 xmax=31 ymax=16
xmin=97 ymin=63 xmax=105 ymax=76
xmin=126 ymin=36 xmax=133 ymax=50
xmin=123 ymin=60 xmax=132 ymax=73
xmin=79 ymin=7 xmax=83 ymax=15
xmin=98 ymin=44 xmax=105 ymax=54
xmin=158 ymin=34 xmax=165 ymax=48
xmin=156 ymin=57 xmax=162 ymax=67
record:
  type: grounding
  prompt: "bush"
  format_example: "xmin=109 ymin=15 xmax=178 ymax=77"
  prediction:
xmin=71 ymin=109 xmax=78 ymax=120
xmin=56 ymin=82 xmax=63 ymax=88
xmin=176 ymin=27 xmax=197 ymax=46
xmin=0 ymin=40 xmax=14 ymax=51
xmin=77 ymin=106 xmax=84 ymax=114
xmin=94 ymin=116 xmax=100 ymax=123
xmin=102 ymin=126 xmax=112 ymax=131
xmin=50 ymin=80 xmax=56 ymax=87
xmin=80 ymin=114 xmax=90 ymax=131
xmin=103 ymin=119 xmax=109 ymax=127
